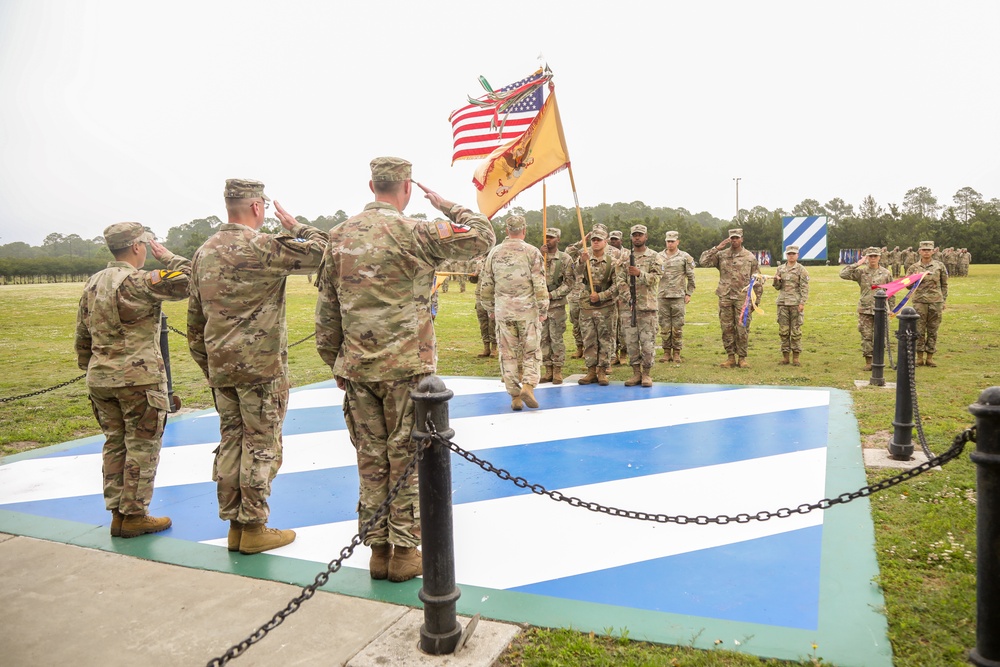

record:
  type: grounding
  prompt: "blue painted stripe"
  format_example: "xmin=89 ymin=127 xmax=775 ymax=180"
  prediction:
xmin=0 ymin=405 xmax=828 ymax=542
xmin=512 ymin=525 xmax=822 ymax=629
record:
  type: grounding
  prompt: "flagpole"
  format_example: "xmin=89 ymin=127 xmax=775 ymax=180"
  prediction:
xmin=567 ymin=162 xmax=595 ymax=293
xmin=542 ymin=180 xmax=548 ymax=275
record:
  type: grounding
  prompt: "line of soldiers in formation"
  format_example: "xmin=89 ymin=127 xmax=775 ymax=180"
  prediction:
xmin=874 ymin=246 xmax=972 ymax=278
xmin=464 ymin=225 xmax=952 ymax=413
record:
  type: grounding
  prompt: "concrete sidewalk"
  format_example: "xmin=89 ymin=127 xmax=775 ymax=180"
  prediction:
xmin=0 ymin=533 xmax=519 ymax=667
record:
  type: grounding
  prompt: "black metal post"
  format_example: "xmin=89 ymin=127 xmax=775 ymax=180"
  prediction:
xmin=888 ymin=306 xmax=918 ymax=460
xmin=411 ymin=375 xmax=462 ymax=655
xmin=970 ymin=386 xmax=1000 ymax=667
xmin=869 ymin=289 xmax=887 ymax=386
xmin=159 ymin=312 xmax=178 ymax=413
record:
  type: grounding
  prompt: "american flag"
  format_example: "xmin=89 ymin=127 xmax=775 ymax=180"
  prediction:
xmin=450 ymin=74 xmax=545 ymax=163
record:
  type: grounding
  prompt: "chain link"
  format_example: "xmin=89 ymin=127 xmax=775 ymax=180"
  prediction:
xmin=428 ymin=420 xmax=974 ymax=527
xmin=0 ymin=374 xmax=86 ymax=403
xmin=167 ymin=325 xmax=314 ymax=349
xmin=205 ymin=437 xmax=428 ymax=666
xmin=904 ymin=329 xmax=934 ymax=459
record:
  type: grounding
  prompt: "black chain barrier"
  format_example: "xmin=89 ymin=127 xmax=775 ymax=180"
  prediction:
xmin=205 ymin=437 xmax=429 ymax=667
xmin=905 ymin=329 xmax=934 ymax=459
xmin=168 ymin=325 xmax=315 ymax=349
xmin=0 ymin=373 xmax=85 ymax=403
xmin=428 ymin=419 xmax=975 ymax=526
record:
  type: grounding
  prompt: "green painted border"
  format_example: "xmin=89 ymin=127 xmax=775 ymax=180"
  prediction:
xmin=0 ymin=381 xmax=890 ymax=666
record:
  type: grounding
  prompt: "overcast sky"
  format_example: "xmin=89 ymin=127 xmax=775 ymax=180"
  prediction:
xmin=1 ymin=0 xmax=997 ymax=246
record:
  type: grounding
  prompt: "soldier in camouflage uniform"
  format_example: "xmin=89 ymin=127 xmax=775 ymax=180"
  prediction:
xmin=188 ymin=179 xmax=326 ymax=555
xmin=958 ymin=248 xmax=970 ymax=277
xmin=906 ymin=240 xmax=948 ymax=367
xmin=699 ymin=228 xmax=763 ymax=368
xmin=315 ymin=158 xmax=494 ymax=582
xmin=607 ymin=230 xmax=627 ymax=364
xmin=656 ymin=230 xmax=696 ymax=363
xmin=538 ymin=227 xmax=574 ymax=385
xmin=567 ymin=258 xmax=585 ymax=359
xmin=773 ymin=245 xmax=810 ymax=366
xmin=480 ymin=215 xmax=549 ymax=410
xmin=839 ymin=247 xmax=893 ymax=370
xmin=574 ymin=226 xmax=620 ymax=385
xmin=888 ymin=246 xmax=901 ymax=278
xmin=617 ymin=225 xmax=662 ymax=387
xmin=469 ymin=253 xmax=497 ymax=358
xmin=76 ymin=223 xmax=190 ymax=538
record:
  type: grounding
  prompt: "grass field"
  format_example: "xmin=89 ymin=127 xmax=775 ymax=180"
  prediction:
xmin=1 ymin=264 xmax=997 ymax=666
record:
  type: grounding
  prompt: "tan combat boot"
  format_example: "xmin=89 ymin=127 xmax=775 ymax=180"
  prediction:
xmin=578 ymin=367 xmax=598 ymax=385
xmin=120 ymin=513 xmax=172 ymax=538
xmin=720 ymin=354 xmax=737 ymax=368
xmin=864 ymin=356 xmax=873 ymax=371
xmin=539 ymin=366 xmax=553 ymax=383
xmin=369 ymin=543 xmax=391 ymax=580
xmin=552 ymin=366 xmax=564 ymax=385
xmin=511 ymin=395 xmax=523 ymax=411
xmin=781 ymin=352 xmax=790 ymax=365
xmin=658 ymin=348 xmax=670 ymax=363
xmin=916 ymin=352 xmax=925 ymax=366
xmin=672 ymin=350 xmax=683 ymax=363
xmin=925 ymin=353 xmax=937 ymax=367
xmin=476 ymin=342 xmax=491 ymax=358
xmin=641 ymin=367 xmax=653 ymax=388
xmin=572 ymin=345 xmax=584 ymax=359
xmin=388 ymin=546 xmax=423 ymax=582
xmin=597 ymin=367 xmax=610 ymax=386
xmin=228 ymin=520 xmax=244 ymax=552
xmin=110 ymin=509 xmax=124 ymax=537
xmin=624 ymin=365 xmax=642 ymax=386
xmin=489 ymin=342 xmax=498 ymax=357
xmin=239 ymin=523 xmax=296 ymax=555
xmin=792 ymin=352 xmax=801 ymax=367
xmin=737 ymin=357 xmax=750 ymax=369
xmin=520 ymin=384 xmax=539 ymax=408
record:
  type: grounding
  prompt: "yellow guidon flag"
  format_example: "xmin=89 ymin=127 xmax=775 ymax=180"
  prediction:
xmin=473 ymin=92 xmax=570 ymax=219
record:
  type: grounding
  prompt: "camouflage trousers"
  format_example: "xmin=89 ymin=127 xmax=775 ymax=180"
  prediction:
xmin=613 ymin=303 xmax=626 ymax=354
xmin=457 ymin=274 xmax=467 ymax=292
xmin=343 ymin=374 xmax=427 ymax=548
xmin=496 ymin=317 xmax=543 ymax=395
xmin=476 ymin=303 xmax=496 ymax=345
xmin=718 ymin=299 xmax=753 ymax=357
xmin=211 ymin=380 xmax=288 ymax=525
xmin=540 ymin=303 xmax=568 ymax=367
xmin=657 ymin=296 xmax=687 ymax=351
xmin=913 ymin=301 xmax=944 ymax=354
xmin=892 ymin=263 xmax=902 ymax=278
xmin=89 ymin=383 xmax=168 ymax=516
xmin=777 ymin=305 xmax=804 ymax=353
xmin=621 ymin=310 xmax=657 ymax=368
xmin=857 ymin=313 xmax=877 ymax=356
xmin=579 ymin=305 xmax=616 ymax=369
xmin=569 ymin=299 xmax=583 ymax=347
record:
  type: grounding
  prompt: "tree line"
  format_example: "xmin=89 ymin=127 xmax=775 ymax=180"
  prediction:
xmin=1 ymin=185 xmax=996 ymax=281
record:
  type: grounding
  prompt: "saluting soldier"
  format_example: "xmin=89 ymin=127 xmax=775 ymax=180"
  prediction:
xmin=839 ymin=247 xmax=893 ymax=370
xmin=656 ymin=230 xmax=696 ymax=363
xmin=906 ymin=240 xmax=949 ymax=367
xmin=538 ymin=226 xmax=574 ymax=384
xmin=315 ymin=157 xmax=494 ymax=582
xmin=699 ymin=228 xmax=762 ymax=368
xmin=773 ymin=245 xmax=809 ymax=366
xmin=188 ymin=179 xmax=327 ymax=555
xmin=76 ymin=223 xmax=190 ymax=538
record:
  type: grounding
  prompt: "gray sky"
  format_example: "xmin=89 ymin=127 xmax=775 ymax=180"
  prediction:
xmin=1 ymin=0 xmax=997 ymax=246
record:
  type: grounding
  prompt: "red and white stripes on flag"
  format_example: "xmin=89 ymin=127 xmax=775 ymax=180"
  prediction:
xmin=449 ymin=73 xmax=545 ymax=164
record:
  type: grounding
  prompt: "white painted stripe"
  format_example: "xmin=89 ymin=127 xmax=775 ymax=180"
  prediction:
xmin=0 ymin=387 xmax=828 ymax=504
xmin=213 ymin=448 xmax=826 ymax=590
xmin=285 ymin=377 xmax=519 ymax=410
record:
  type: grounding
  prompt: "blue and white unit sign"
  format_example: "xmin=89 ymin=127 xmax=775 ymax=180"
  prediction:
xmin=782 ymin=216 xmax=828 ymax=260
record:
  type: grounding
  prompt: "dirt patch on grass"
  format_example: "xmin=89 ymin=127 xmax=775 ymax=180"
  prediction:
xmin=863 ymin=430 xmax=893 ymax=449
xmin=2 ymin=441 xmax=42 ymax=455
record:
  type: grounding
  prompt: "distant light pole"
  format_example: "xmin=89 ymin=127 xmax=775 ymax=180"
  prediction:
xmin=733 ymin=177 xmax=742 ymax=223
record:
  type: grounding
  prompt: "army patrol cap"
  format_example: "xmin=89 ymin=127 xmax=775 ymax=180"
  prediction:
xmin=630 ymin=224 xmax=647 ymax=235
xmin=665 ymin=231 xmax=679 ymax=241
xmin=919 ymin=240 xmax=935 ymax=250
xmin=505 ymin=214 xmax=526 ymax=231
xmin=590 ymin=227 xmax=608 ymax=241
xmin=545 ymin=227 xmax=561 ymax=238
xmin=785 ymin=245 xmax=799 ymax=255
xmin=864 ymin=247 xmax=881 ymax=256
xmin=224 ymin=178 xmax=270 ymax=201
xmin=104 ymin=222 xmax=154 ymax=250
xmin=609 ymin=230 xmax=623 ymax=240
xmin=728 ymin=228 xmax=743 ymax=238
xmin=370 ymin=156 xmax=412 ymax=182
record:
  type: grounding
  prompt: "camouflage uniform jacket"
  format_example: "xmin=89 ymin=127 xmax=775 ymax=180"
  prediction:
xmin=773 ymin=262 xmax=810 ymax=306
xmin=315 ymin=201 xmax=495 ymax=382
xmin=188 ymin=221 xmax=326 ymax=388
xmin=657 ymin=249 xmax=695 ymax=299
xmin=76 ymin=255 xmax=191 ymax=387
xmin=542 ymin=248 xmax=574 ymax=307
xmin=481 ymin=238 xmax=549 ymax=320
xmin=616 ymin=246 xmax=662 ymax=312
xmin=839 ymin=263 xmax=892 ymax=314
xmin=906 ymin=260 xmax=948 ymax=303
xmin=575 ymin=252 xmax=619 ymax=311
xmin=699 ymin=246 xmax=762 ymax=302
